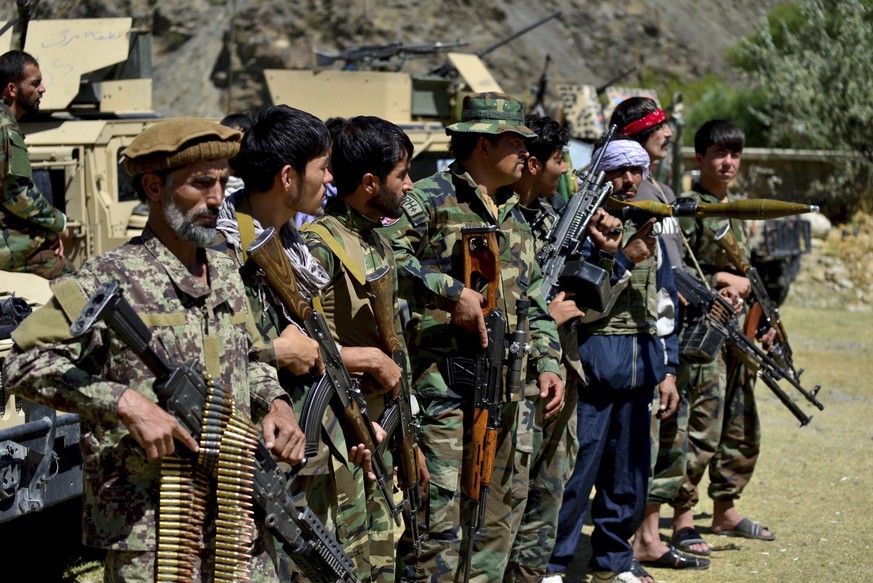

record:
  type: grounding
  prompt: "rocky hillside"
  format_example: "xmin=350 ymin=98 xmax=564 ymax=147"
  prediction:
xmin=2 ymin=0 xmax=783 ymax=118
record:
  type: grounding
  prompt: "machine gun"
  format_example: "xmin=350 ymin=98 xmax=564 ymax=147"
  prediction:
xmin=609 ymin=197 xmax=819 ymax=224
xmin=314 ymin=40 xmax=468 ymax=71
xmin=713 ymin=224 xmax=823 ymax=409
xmin=246 ymin=227 xmax=401 ymax=527
xmin=365 ymin=265 xmax=425 ymax=555
xmin=458 ymin=226 xmax=507 ymax=583
xmin=69 ymin=281 xmax=359 ymax=583
xmin=537 ymin=125 xmax=617 ymax=311
xmin=672 ymin=266 xmax=823 ymax=427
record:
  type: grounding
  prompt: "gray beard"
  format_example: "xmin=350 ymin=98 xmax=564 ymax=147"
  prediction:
xmin=162 ymin=194 xmax=216 ymax=247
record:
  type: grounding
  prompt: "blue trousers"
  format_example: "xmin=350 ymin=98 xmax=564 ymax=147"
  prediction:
xmin=547 ymin=383 xmax=653 ymax=574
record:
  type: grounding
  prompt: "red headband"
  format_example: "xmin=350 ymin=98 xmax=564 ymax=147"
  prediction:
xmin=620 ymin=109 xmax=667 ymax=136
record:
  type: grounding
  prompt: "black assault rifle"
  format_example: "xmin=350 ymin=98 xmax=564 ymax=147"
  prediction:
xmin=69 ymin=281 xmax=359 ymax=583
xmin=672 ymin=267 xmax=823 ymax=426
xmin=246 ymin=227 xmax=402 ymax=527
xmin=537 ymin=124 xmax=618 ymax=311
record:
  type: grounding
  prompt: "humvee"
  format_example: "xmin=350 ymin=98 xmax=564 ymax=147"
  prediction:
xmin=1 ymin=16 xmax=158 ymax=525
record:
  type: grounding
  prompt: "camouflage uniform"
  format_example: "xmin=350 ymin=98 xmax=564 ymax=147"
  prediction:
xmin=673 ymin=184 xmax=760 ymax=510
xmin=505 ymin=197 xmax=583 ymax=583
xmin=3 ymin=227 xmax=285 ymax=581
xmin=214 ymin=192 xmax=371 ymax=582
xmin=378 ymin=164 xmax=562 ymax=583
xmin=303 ymin=197 xmax=407 ymax=583
xmin=0 ymin=103 xmax=68 ymax=279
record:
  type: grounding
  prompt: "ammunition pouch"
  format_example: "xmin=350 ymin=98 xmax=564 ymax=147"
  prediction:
xmin=678 ymin=311 xmax=727 ymax=364
xmin=559 ymin=260 xmax=610 ymax=312
xmin=441 ymin=356 xmax=477 ymax=392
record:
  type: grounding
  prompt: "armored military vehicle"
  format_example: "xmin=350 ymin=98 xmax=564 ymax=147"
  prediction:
xmin=1 ymin=15 xmax=159 ymax=528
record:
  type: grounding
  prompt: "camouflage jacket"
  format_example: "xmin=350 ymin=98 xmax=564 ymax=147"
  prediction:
xmin=0 ymin=103 xmax=66 ymax=271
xmin=3 ymin=226 xmax=285 ymax=551
xmin=678 ymin=183 xmax=751 ymax=280
xmin=378 ymin=162 xmax=561 ymax=402
xmin=303 ymin=197 xmax=411 ymax=418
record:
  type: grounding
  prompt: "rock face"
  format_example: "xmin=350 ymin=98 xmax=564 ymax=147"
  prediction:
xmin=3 ymin=0 xmax=783 ymax=119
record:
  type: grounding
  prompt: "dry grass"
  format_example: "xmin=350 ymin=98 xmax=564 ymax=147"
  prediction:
xmin=567 ymin=302 xmax=873 ymax=582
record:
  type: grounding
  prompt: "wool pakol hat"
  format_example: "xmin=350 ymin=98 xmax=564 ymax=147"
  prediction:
xmin=122 ymin=118 xmax=242 ymax=176
xmin=446 ymin=92 xmax=536 ymax=138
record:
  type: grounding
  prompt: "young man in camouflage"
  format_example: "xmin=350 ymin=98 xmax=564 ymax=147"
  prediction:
xmin=302 ymin=115 xmax=432 ymax=582
xmin=0 ymin=50 xmax=68 ymax=279
xmin=3 ymin=118 xmax=304 ymax=582
xmin=670 ymin=119 xmax=776 ymax=554
xmin=506 ymin=115 xmax=622 ymax=583
xmin=379 ymin=92 xmax=564 ymax=582
xmin=214 ymin=104 xmax=384 ymax=582
xmin=547 ymin=139 xmax=680 ymax=583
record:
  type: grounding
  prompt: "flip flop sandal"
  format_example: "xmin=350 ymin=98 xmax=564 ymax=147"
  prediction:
xmin=713 ymin=517 xmax=776 ymax=541
xmin=672 ymin=526 xmax=712 ymax=556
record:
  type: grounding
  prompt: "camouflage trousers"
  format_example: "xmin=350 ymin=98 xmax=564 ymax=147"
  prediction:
xmin=398 ymin=397 xmax=519 ymax=583
xmin=646 ymin=375 xmax=690 ymax=506
xmin=505 ymin=374 xmax=580 ymax=583
xmin=673 ymin=351 xmax=760 ymax=510
xmin=0 ymin=244 xmax=70 ymax=279
xmin=103 ymin=535 xmax=280 ymax=582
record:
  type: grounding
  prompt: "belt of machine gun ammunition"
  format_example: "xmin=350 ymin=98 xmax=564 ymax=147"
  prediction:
xmin=156 ymin=372 xmax=259 ymax=583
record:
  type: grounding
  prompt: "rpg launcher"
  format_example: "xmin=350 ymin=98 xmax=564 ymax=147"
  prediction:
xmin=609 ymin=197 xmax=819 ymax=223
xmin=69 ymin=281 xmax=359 ymax=583
xmin=246 ymin=227 xmax=402 ymax=528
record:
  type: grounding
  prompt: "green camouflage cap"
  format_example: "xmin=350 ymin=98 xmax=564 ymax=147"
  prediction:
xmin=446 ymin=91 xmax=536 ymax=138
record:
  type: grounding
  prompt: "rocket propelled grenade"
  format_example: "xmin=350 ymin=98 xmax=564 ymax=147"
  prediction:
xmin=611 ymin=197 xmax=819 ymax=221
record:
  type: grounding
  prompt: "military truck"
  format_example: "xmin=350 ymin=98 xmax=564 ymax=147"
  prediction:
xmin=0 ymin=15 xmax=159 ymax=527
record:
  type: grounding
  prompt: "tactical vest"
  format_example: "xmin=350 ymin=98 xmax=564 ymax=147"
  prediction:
xmin=580 ymin=227 xmax=659 ymax=337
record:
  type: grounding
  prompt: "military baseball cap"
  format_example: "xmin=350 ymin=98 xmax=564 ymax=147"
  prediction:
xmin=446 ymin=92 xmax=536 ymax=138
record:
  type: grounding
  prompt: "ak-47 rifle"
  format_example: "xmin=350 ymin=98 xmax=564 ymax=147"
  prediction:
xmin=537 ymin=125 xmax=618 ymax=311
xmin=69 ymin=282 xmax=359 ymax=583
xmin=713 ymin=224 xmax=823 ymax=419
xmin=672 ymin=267 xmax=822 ymax=426
xmin=246 ymin=227 xmax=402 ymax=527
xmin=366 ymin=264 xmax=425 ymax=555
xmin=459 ymin=226 xmax=507 ymax=583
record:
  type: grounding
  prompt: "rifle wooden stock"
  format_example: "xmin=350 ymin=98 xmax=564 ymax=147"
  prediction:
xmin=462 ymin=226 xmax=500 ymax=312
xmin=366 ymin=266 xmax=420 ymax=491
xmin=246 ymin=226 xmax=314 ymax=323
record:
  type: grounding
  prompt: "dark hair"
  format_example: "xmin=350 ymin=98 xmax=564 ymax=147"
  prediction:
xmin=220 ymin=112 xmax=252 ymax=133
xmin=0 ymin=50 xmax=38 ymax=91
xmin=331 ymin=116 xmax=413 ymax=197
xmin=325 ymin=117 xmax=347 ymax=143
xmin=523 ymin=115 xmax=568 ymax=164
xmin=610 ymin=96 xmax=663 ymax=145
xmin=231 ymin=105 xmax=331 ymax=193
xmin=694 ymin=119 xmax=745 ymax=156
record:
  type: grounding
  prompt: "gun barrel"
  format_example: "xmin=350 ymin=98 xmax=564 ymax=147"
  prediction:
xmin=475 ymin=10 xmax=562 ymax=57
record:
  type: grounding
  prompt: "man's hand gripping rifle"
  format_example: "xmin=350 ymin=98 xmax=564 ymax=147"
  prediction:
xmin=366 ymin=264 xmax=426 ymax=555
xmin=538 ymin=125 xmax=617 ymax=311
xmin=672 ymin=266 xmax=822 ymax=427
xmin=69 ymin=281 xmax=359 ymax=583
xmin=246 ymin=227 xmax=402 ymax=527
xmin=713 ymin=225 xmax=824 ymax=417
xmin=459 ymin=226 xmax=507 ymax=583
